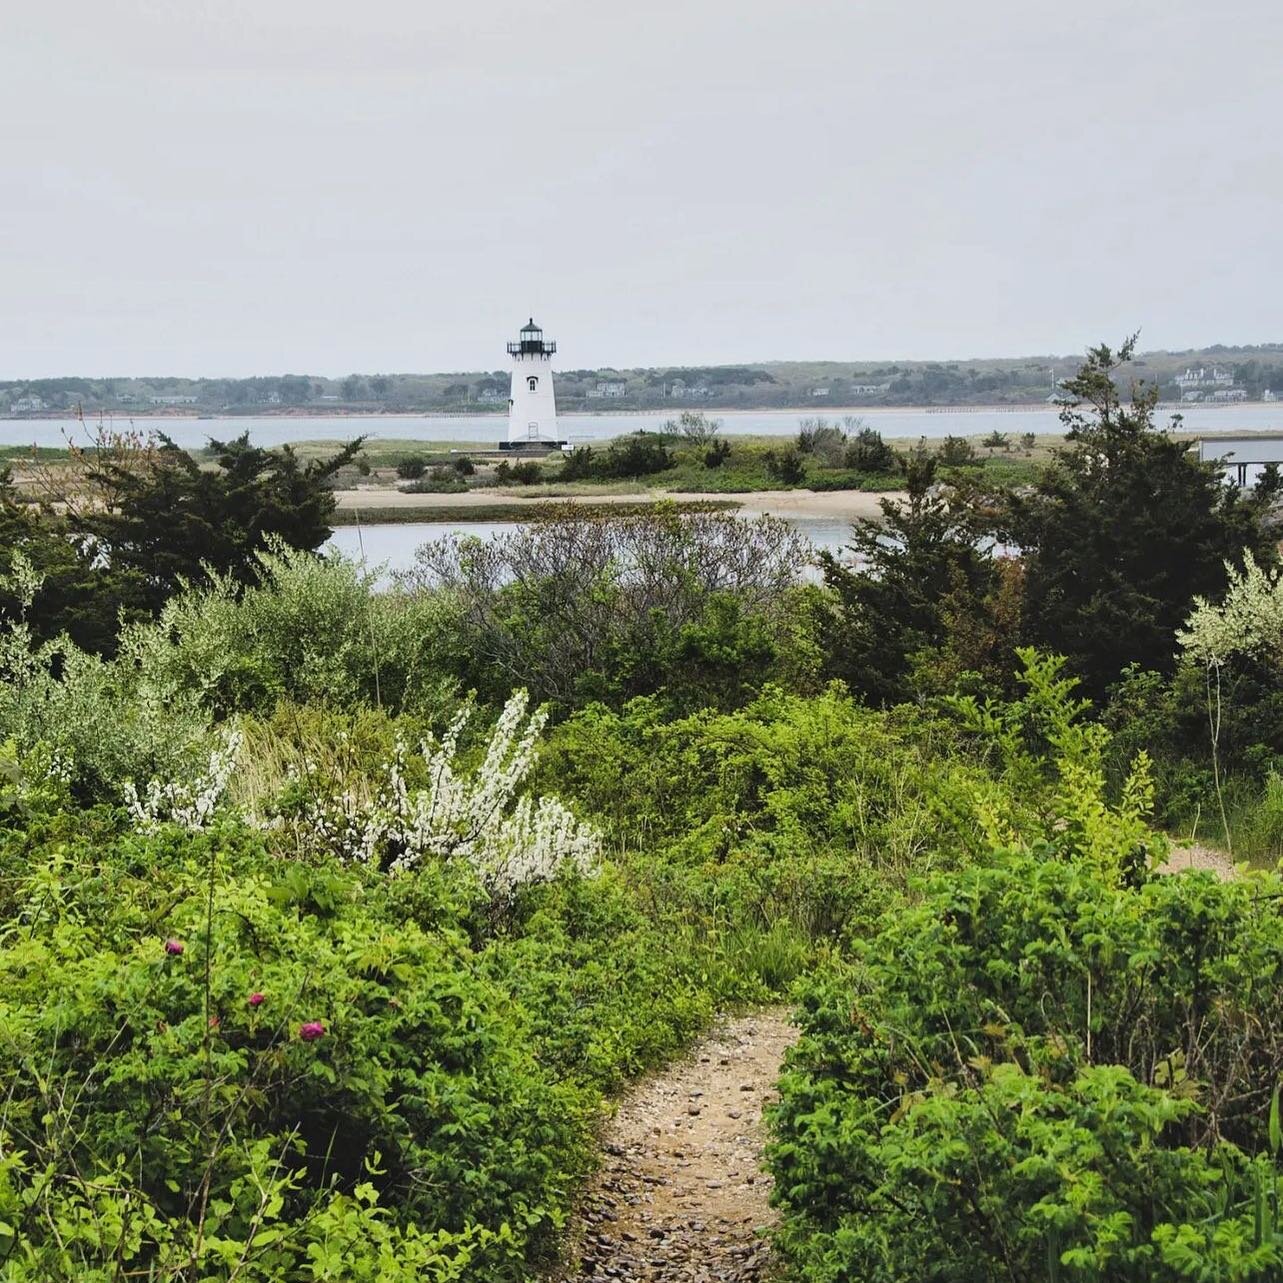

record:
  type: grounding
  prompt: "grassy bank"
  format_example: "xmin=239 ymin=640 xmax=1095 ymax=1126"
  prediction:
xmin=330 ymin=498 xmax=743 ymax=524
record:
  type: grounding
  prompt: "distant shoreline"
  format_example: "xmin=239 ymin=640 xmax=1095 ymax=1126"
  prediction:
xmin=2 ymin=400 xmax=1260 ymax=426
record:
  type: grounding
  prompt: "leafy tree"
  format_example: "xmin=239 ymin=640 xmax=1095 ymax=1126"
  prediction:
xmin=78 ymin=433 xmax=363 ymax=609
xmin=1006 ymin=337 xmax=1277 ymax=698
xmin=277 ymin=373 xmax=314 ymax=405
xmin=0 ymin=469 xmax=150 ymax=654
xmin=664 ymin=410 xmax=722 ymax=444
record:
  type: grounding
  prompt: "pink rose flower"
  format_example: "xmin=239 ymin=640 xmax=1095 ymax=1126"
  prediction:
xmin=298 ymin=1021 xmax=326 ymax=1042
xmin=164 ymin=939 xmax=184 ymax=956
xmin=248 ymin=992 xmax=265 ymax=1007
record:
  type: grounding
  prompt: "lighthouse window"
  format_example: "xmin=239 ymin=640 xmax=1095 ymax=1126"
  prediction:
xmin=527 ymin=376 xmax=538 ymax=392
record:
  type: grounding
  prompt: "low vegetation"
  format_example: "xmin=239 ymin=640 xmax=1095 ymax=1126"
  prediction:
xmin=3 ymin=338 xmax=1283 ymax=1279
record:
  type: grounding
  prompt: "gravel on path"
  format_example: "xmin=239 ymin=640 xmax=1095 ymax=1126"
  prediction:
xmin=561 ymin=1009 xmax=797 ymax=1283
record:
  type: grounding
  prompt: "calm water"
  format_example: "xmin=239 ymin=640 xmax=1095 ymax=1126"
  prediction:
xmin=4 ymin=402 xmax=1281 ymax=451
xmin=327 ymin=515 xmax=854 ymax=583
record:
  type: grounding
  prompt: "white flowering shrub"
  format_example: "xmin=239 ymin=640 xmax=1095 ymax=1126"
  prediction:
xmin=124 ymin=729 xmax=243 ymax=833
xmin=270 ymin=692 xmax=600 ymax=900
xmin=1178 ymin=551 xmax=1283 ymax=667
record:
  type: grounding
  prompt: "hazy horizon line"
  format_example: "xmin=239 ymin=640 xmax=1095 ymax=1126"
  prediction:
xmin=8 ymin=337 xmax=1283 ymax=384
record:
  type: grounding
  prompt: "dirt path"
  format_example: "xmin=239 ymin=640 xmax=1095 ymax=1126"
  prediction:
xmin=563 ymin=1010 xmax=797 ymax=1283
xmin=1161 ymin=843 xmax=1236 ymax=880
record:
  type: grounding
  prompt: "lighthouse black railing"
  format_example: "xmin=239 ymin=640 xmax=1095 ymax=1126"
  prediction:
xmin=507 ymin=339 xmax=557 ymax=356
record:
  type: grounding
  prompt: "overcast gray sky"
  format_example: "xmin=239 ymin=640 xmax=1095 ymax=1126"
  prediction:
xmin=3 ymin=0 xmax=1281 ymax=378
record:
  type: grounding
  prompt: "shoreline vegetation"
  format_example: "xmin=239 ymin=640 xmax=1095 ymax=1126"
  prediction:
xmin=8 ymin=418 xmax=1270 ymax=525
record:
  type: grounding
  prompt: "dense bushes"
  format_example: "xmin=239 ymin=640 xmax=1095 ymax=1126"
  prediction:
xmin=132 ymin=541 xmax=462 ymax=718
xmin=0 ymin=822 xmax=587 ymax=1280
xmin=556 ymin=435 xmax=674 ymax=482
xmin=405 ymin=505 xmax=815 ymax=710
xmin=769 ymin=849 xmax=1283 ymax=1282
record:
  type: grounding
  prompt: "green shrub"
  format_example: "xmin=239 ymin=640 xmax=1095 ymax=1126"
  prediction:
xmin=395 ymin=454 xmax=427 ymax=480
xmin=556 ymin=446 xmax=596 ymax=481
xmin=796 ymin=418 xmax=846 ymax=463
xmin=557 ymin=435 xmax=673 ymax=481
xmin=703 ymin=439 xmax=732 ymax=469
xmin=937 ymin=433 xmax=980 ymax=466
xmin=126 ymin=541 xmax=461 ymax=718
xmin=542 ymin=685 xmax=974 ymax=939
xmin=401 ymin=466 xmax=468 ymax=494
xmin=1232 ymin=770 xmax=1283 ymax=864
xmin=408 ymin=507 xmax=812 ymax=712
xmin=508 ymin=461 xmax=542 ymax=485
xmin=769 ymin=850 xmax=1283 ymax=1281
xmin=764 ymin=447 xmax=806 ymax=485
xmin=0 ymin=572 xmax=212 ymax=802
xmin=0 ymin=823 xmax=589 ymax=1281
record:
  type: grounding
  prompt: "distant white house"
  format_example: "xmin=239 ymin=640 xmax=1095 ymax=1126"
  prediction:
xmin=666 ymin=379 xmax=709 ymax=398
xmin=1177 ymin=365 xmax=1236 ymax=392
xmin=1265 ymin=389 xmax=1279 ymax=402
xmin=9 ymin=395 xmax=46 ymax=413
xmin=586 ymin=380 xmax=628 ymax=399
xmin=811 ymin=387 xmax=831 ymax=398
xmin=1211 ymin=388 xmax=1248 ymax=402
xmin=850 ymin=382 xmax=891 ymax=396
xmin=1198 ymin=433 xmax=1283 ymax=487
xmin=149 ymin=394 xmax=198 ymax=406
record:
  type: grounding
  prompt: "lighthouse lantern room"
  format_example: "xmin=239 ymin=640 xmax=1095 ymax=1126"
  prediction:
xmin=505 ymin=318 xmax=562 ymax=448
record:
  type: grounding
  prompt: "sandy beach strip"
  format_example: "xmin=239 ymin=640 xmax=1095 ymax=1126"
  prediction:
xmin=333 ymin=486 xmax=901 ymax=523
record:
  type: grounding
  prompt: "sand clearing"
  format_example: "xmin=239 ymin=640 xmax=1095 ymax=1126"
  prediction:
xmin=334 ymin=486 xmax=901 ymax=522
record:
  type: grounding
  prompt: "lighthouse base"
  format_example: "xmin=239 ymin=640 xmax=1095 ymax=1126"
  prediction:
xmin=497 ymin=439 xmax=568 ymax=453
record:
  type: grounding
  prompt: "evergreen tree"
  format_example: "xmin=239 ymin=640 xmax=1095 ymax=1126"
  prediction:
xmin=79 ymin=433 xmax=363 ymax=608
xmin=1006 ymin=337 xmax=1277 ymax=698
xmin=819 ymin=450 xmax=998 ymax=703
xmin=0 ymin=469 xmax=151 ymax=654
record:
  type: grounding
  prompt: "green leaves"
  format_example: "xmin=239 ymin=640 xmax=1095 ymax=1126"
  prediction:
xmin=770 ymin=849 xmax=1283 ymax=1282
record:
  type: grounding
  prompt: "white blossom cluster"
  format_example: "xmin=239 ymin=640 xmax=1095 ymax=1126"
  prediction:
xmin=124 ymin=729 xmax=243 ymax=833
xmin=1178 ymin=552 xmax=1283 ymax=667
xmin=118 ymin=691 xmax=599 ymax=900
xmin=358 ymin=691 xmax=600 ymax=897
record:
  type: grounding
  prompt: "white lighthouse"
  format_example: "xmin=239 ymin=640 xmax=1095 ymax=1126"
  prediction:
xmin=506 ymin=318 xmax=562 ymax=447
